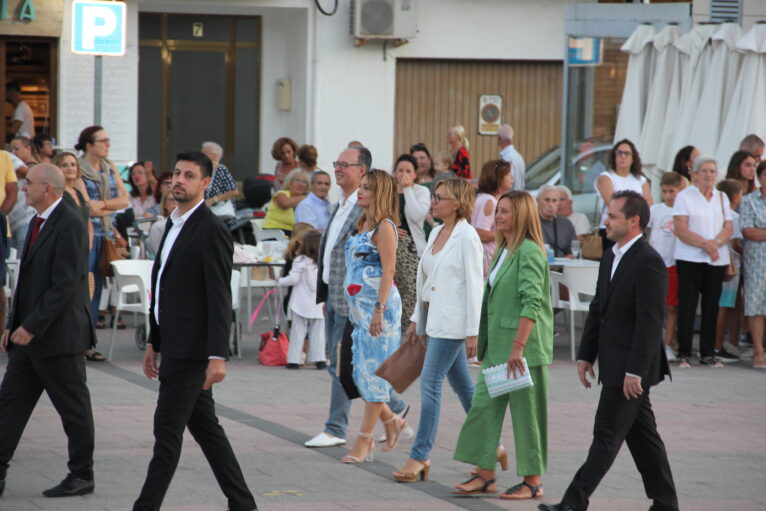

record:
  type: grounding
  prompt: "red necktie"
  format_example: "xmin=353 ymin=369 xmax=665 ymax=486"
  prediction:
xmin=25 ymin=216 xmax=45 ymax=257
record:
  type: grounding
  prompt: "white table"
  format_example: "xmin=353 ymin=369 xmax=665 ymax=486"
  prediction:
xmin=551 ymin=257 xmax=600 ymax=268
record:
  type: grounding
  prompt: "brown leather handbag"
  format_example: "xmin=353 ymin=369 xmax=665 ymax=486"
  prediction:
xmin=581 ymin=227 xmax=603 ymax=260
xmin=375 ymin=339 xmax=427 ymax=394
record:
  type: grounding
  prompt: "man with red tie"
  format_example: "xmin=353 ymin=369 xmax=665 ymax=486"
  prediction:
xmin=0 ymin=163 xmax=95 ymax=499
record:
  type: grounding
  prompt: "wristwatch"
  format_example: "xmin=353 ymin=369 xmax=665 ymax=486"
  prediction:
xmin=374 ymin=301 xmax=386 ymax=310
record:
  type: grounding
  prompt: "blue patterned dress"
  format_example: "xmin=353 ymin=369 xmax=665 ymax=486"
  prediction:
xmin=343 ymin=220 xmax=402 ymax=402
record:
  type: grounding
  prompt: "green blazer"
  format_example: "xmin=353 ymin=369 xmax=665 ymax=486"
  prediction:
xmin=477 ymin=239 xmax=554 ymax=367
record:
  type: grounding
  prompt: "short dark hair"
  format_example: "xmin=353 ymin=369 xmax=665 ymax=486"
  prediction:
xmin=6 ymin=82 xmax=20 ymax=94
xmin=354 ymin=146 xmax=372 ymax=172
xmin=612 ymin=190 xmax=649 ymax=230
xmin=297 ymin=144 xmax=318 ymax=168
xmin=310 ymin=170 xmax=330 ymax=184
xmin=298 ymin=230 xmax=322 ymax=263
xmin=717 ymin=179 xmax=742 ymax=203
xmin=176 ymin=151 xmax=213 ymax=178
xmin=33 ymin=133 xmax=52 ymax=151
xmin=609 ymin=139 xmax=643 ymax=178
xmin=758 ymin=160 xmax=766 ymax=179
xmin=394 ymin=153 xmax=418 ymax=172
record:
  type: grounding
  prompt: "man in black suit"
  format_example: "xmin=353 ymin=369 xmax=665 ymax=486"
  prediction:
xmin=133 ymin=152 xmax=256 ymax=511
xmin=540 ymin=190 xmax=678 ymax=511
xmin=0 ymin=163 xmax=95 ymax=498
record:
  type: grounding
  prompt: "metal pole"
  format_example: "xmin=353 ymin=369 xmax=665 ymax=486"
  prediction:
xmin=94 ymin=55 xmax=102 ymax=125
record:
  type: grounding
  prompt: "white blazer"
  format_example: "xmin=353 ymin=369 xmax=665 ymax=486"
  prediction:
xmin=402 ymin=184 xmax=432 ymax=256
xmin=411 ymin=219 xmax=484 ymax=339
xmin=278 ymin=255 xmax=324 ymax=319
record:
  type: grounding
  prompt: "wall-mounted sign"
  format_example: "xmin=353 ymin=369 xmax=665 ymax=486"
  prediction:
xmin=568 ymin=36 xmax=603 ymax=67
xmin=0 ymin=0 xmax=65 ymax=37
xmin=478 ymin=94 xmax=502 ymax=135
xmin=71 ymin=0 xmax=126 ymax=56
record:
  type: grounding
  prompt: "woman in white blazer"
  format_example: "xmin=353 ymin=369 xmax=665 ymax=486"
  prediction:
xmin=392 ymin=178 xmax=484 ymax=483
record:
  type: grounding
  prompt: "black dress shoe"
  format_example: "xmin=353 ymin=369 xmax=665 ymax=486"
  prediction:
xmin=538 ymin=503 xmax=575 ymax=511
xmin=42 ymin=473 xmax=94 ymax=497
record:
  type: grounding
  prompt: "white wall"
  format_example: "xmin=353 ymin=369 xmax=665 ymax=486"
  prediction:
xmin=57 ymin=0 xmax=583 ymax=172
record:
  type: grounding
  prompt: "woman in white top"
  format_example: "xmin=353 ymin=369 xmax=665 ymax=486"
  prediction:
xmin=673 ymin=155 xmax=733 ymax=368
xmin=392 ymin=178 xmax=483 ymax=483
xmin=596 ymin=139 xmax=652 ymax=251
xmin=394 ymin=154 xmax=432 ymax=255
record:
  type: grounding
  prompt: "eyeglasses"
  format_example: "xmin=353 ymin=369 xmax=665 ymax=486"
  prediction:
xmin=332 ymin=161 xmax=362 ymax=169
xmin=614 ymin=150 xmax=632 ymax=157
xmin=431 ymin=193 xmax=450 ymax=203
xmin=94 ymin=138 xmax=111 ymax=144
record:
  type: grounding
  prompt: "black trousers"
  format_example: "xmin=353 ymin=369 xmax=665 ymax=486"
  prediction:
xmin=676 ymin=260 xmax=725 ymax=359
xmin=562 ymin=387 xmax=678 ymax=511
xmin=133 ymin=358 xmax=256 ymax=511
xmin=0 ymin=348 xmax=95 ymax=481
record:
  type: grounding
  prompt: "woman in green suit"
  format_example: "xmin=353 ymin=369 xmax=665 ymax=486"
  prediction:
xmin=452 ymin=190 xmax=553 ymax=500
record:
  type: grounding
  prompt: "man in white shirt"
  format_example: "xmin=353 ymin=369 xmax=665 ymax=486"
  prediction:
xmin=498 ymin=124 xmax=525 ymax=190
xmin=557 ymin=185 xmax=591 ymax=244
xmin=305 ymin=146 xmax=410 ymax=448
xmin=5 ymin=83 xmax=34 ymax=139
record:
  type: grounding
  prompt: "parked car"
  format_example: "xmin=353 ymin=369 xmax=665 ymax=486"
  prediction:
xmin=525 ymin=142 xmax=612 ymax=224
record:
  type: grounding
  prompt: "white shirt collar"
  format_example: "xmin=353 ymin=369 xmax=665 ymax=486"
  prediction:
xmin=612 ymin=232 xmax=643 ymax=258
xmin=169 ymin=198 xmax=205 ymax=225
xmin=38 ymin=197 xmax=63 ymax=220
xmin=339 ymin=188 xmax=359 ymax=208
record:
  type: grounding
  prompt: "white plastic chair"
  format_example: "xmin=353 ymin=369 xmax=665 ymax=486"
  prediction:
xmin=250 ymin=219 xmax=288 ymax=243
xmin=108 ymin=260 xmax=154 ymax=361
xmin=560 ymin=266 xmax=598 ymax=360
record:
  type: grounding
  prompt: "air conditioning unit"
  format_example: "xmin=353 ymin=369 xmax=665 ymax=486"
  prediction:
xmin=350 ymin=0 xmax=417 ymax=40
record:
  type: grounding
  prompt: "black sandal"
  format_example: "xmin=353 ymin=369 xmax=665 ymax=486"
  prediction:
xmin=85 ymin=351 xmax=106 ymax=362
xmin=499 ymin=481 xmax=544 ymax=500
xmin=452 ymin=475 xmax=497 ymax=495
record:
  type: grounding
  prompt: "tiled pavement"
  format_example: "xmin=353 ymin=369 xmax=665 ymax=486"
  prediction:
xmin=0 ymin=316 xmax=764 ymax=511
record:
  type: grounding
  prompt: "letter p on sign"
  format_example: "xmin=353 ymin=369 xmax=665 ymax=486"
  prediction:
xmin=72 ymin=0 xmax=126 ymax=56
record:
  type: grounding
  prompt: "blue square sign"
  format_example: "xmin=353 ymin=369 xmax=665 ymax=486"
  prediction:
xmin=71 ymin=0 xmax=126 ymax=56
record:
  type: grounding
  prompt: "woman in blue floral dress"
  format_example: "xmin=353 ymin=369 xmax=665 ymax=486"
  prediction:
xmin=341 ymin=169 xmax=406 ymax=463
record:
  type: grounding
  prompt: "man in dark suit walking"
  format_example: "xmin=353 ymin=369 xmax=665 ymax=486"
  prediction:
xmin=0 ymin=163 xmax=95 ymax=498
xmin=133 ymin=152 xmax=256 ymax=511
xmin=540 ymin=190 xmax=678 ymax=511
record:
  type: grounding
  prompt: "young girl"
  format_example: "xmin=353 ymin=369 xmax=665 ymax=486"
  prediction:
xmin=278 ymin=230 xmax=326 ymax=370
xmin=715 ymin=179 xmax=744 ymax=361
xmin=282 ymin=222 xmax=313 ymax=313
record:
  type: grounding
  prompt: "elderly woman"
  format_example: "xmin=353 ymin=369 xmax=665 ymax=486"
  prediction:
xmin=391 ymin=178 xmax=483 ymax=483
xmin=201 ymin=141 xmax=238 ymax=219
xmin=76 ymin=125 xmax=130 ymax=328
xmin=725 ymin=150 xmax=758 ymax=197
xmin=596 ymin=139 xmax=652 ymax=251
xmin=447 ymin=125 xmax=472 ymax=179
xmin=262 ymin=167 xmax=310 ymax=236
xmin=673 ymin=155 xmax=733 ymax=368
xmin=741 ymin=163 xmax=766 ymax=369
xmin=272 ymin=137 xmax=299 ymax=190
xmin=453 ymin=190 xmax=553 ymax=499
xmin=472 ymin=160 xmax=513 ymax=276
xmin=127 ymin=162 xmax=158 ymax=218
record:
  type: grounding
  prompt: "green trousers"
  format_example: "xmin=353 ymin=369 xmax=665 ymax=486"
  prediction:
xmin=453 ymin=365 xmax=548 ymax=476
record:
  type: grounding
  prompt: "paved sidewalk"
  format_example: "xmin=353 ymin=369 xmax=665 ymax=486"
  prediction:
xmin=0 ymin=320 xmax=764 ymax=511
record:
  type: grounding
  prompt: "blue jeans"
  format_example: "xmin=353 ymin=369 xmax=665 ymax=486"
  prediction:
xmin=410 ymin=337 xmax=474 ymax=462
xmin=88 ymin=235 xmax=104 ymax=322
xmin=323 ymin=301 xmax=407 ymax=440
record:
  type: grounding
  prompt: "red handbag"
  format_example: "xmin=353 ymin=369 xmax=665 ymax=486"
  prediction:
xmin=258 ymin=326 xmax=289 ymax=366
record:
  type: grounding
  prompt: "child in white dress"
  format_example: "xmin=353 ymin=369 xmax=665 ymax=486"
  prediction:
xmin=278 ymin=230 xmax=326 ymax=369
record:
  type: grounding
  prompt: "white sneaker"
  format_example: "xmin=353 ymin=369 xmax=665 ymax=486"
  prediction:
xmin=304 ymin=432 xmax=346 ymax=448
xmin=665 ymin=345 xmax=677 ymax=363
xmin=739 ymin=347 xmax=754 ymax=361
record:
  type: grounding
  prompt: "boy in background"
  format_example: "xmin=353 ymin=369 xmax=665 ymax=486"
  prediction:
xmin=648 ymin=172 xmax=683 ymax=362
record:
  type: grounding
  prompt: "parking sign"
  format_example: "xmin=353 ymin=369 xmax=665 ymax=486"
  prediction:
xmin=71 ymin=0 xmax=126 ymax=56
